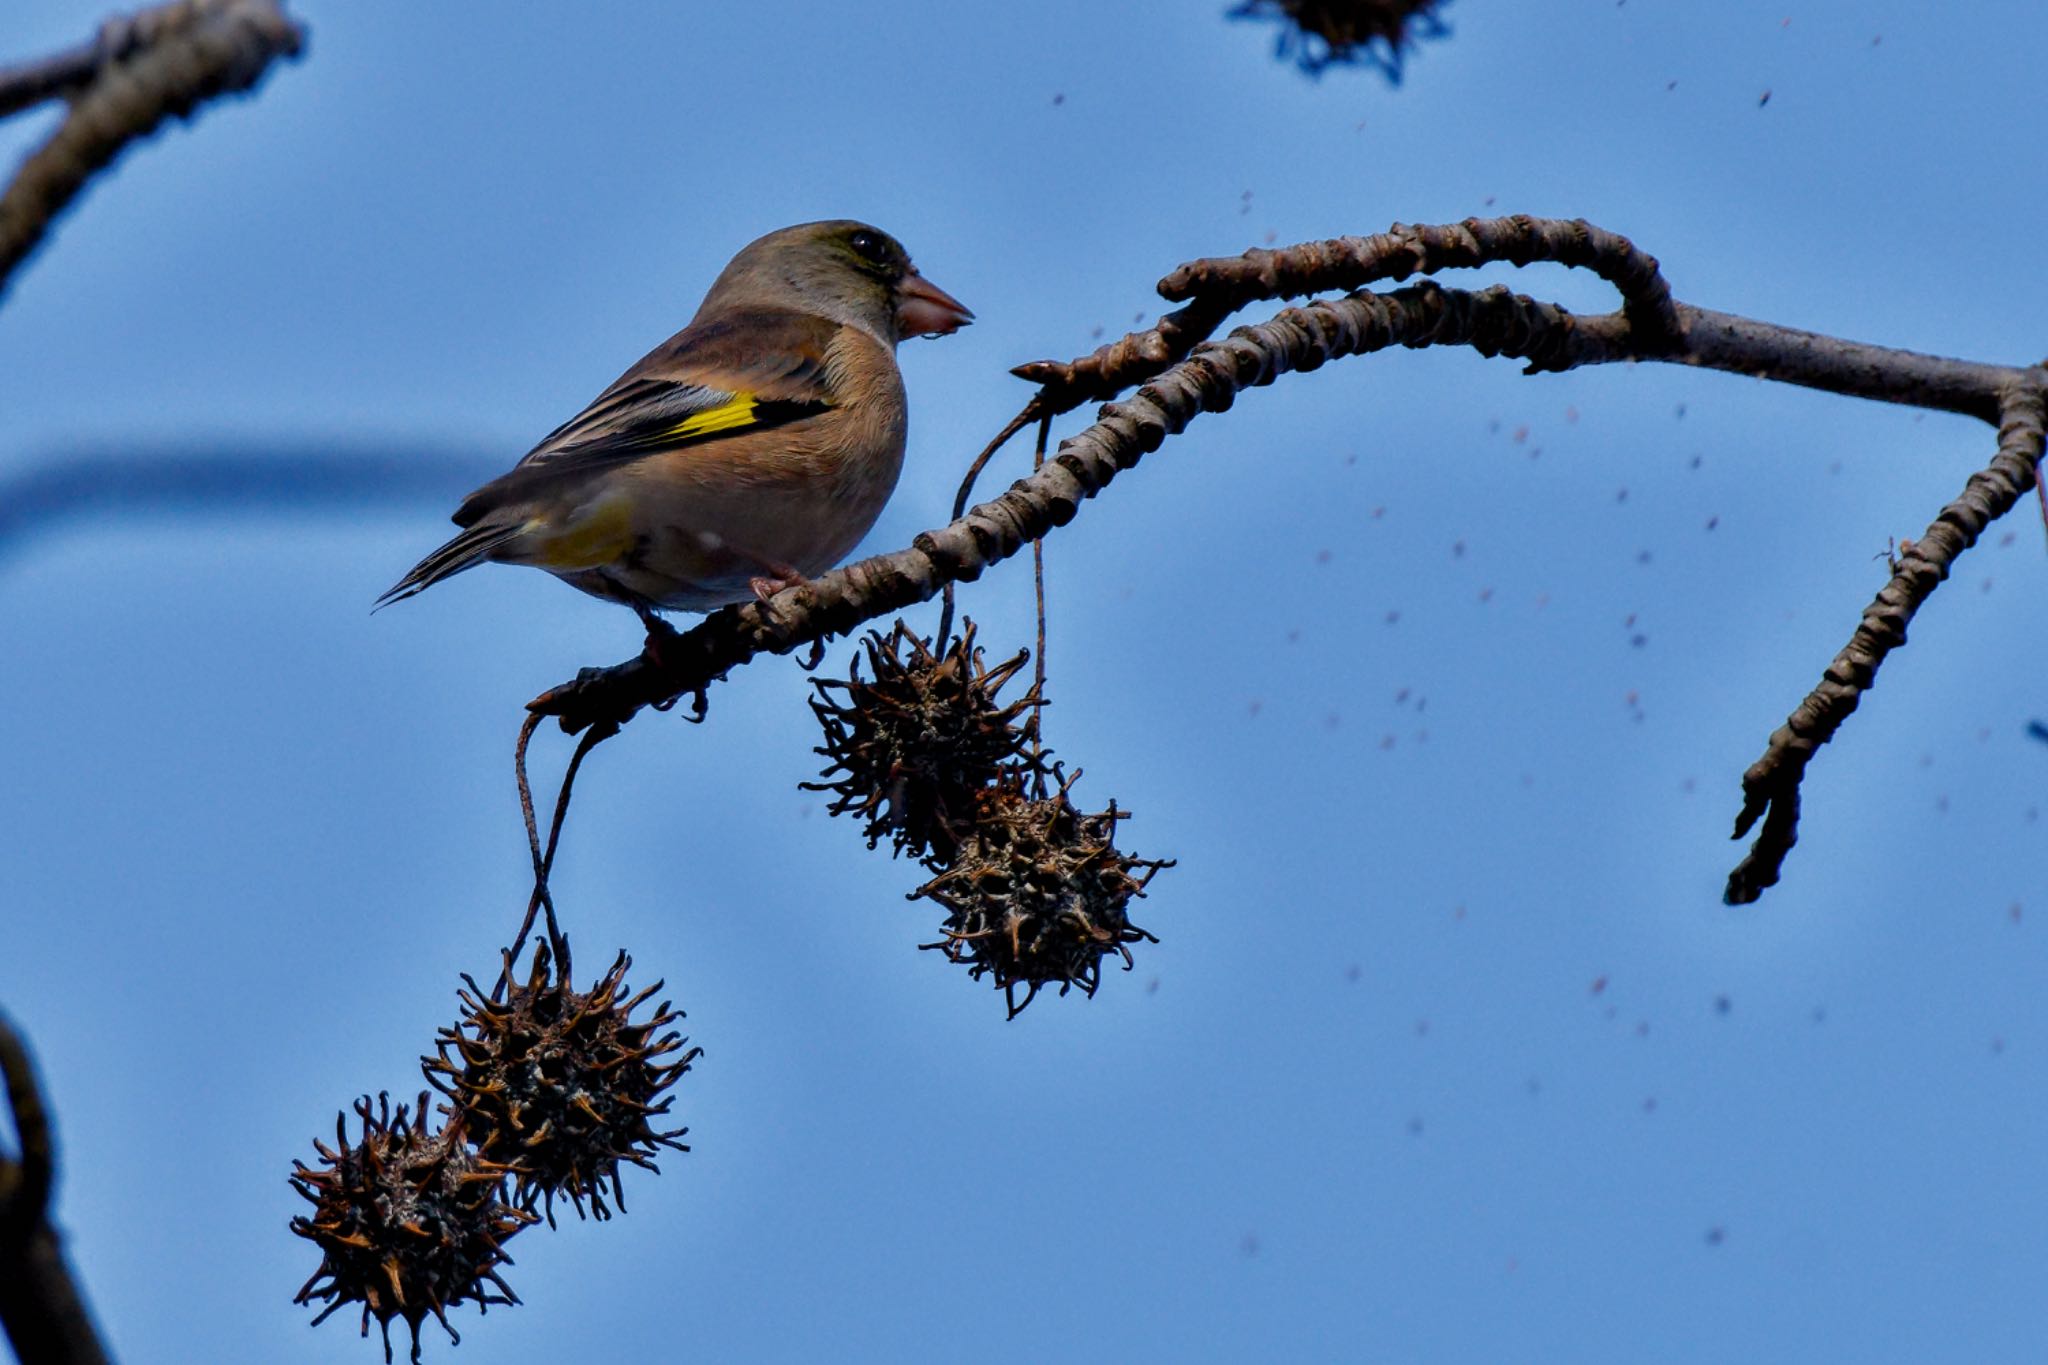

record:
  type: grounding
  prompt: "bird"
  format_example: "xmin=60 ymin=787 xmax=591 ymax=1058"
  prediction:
xmin=377 ymin=219 xmax=972 ymax=621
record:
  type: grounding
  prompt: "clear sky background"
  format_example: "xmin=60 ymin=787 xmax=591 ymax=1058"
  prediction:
xmin=4 ymin=2 xmax=2047 ymax=1361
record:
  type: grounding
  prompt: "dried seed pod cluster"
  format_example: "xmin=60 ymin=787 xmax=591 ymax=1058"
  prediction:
xmin=295 ymin=944 xmax=698 ymax=1356
xmin=290 ymin=1092 xmax=534 ymax=1364
xmin=913 ymin=780 xmax=1170 ymax=1017
xmin=805 ymin=618 xmax=1043 ymax=863
xmin=426 ymin=946 xmax=700 ymax=1224
xmin=809 ymin=618 xmax=1171 ymax=1015
xmin=1229 ymin=0 xmax=1450 ymax=79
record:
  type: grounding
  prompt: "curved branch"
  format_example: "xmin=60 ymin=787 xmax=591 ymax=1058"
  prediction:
xmin=1011 ymin=215 xmax=1681 ymax=412
xmin=532 ymin=281 xmax=1638 ymax=734
xmin=1723 ymin=386 xmax=2047 ymax=904
xmin=532 ymin=217 xmax=2048 ymax=904
xmin=0 ymin=0 xmax=305 ymax=298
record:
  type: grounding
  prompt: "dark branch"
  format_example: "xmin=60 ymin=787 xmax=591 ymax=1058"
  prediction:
xmin=0 ymin=0 xmax=305 ymax=298
xmin=1674 ymin=308 xmax=2019 ymax=424
xmin=0 ymin=443 xmax=501 ymax=569
xmin=1723 ymin=386 xmax=2047 ymax=904
xmin=0 ymin=1011 xmax=112 ymax=1365
xmin=531 ymin=281 xmax=1571 ymax=735
xmin=1012 ymin=215 xmax=1681 ymax=413
xmin=529 ymin=216 xmax=2048 ymax=903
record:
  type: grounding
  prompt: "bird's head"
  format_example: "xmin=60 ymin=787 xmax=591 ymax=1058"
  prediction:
xmin=702 ymin=219 xmax=974 ymax=346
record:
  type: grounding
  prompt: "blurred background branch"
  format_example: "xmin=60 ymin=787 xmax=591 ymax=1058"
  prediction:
xmin=0 ymin=1011 xmax=110 ymax=1365
xmin=0 ymin=7 xmax=313 ymax=1360
xmin=0 ymin=0 xmax=304 ymax=298
xmin=0 ymin=444 xmax=499 ymax=569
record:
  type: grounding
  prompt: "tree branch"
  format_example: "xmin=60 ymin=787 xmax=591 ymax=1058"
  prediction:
xmin=0 ymin=1011 xmax=112 ymax=1365
xmin=0 ymin=0 xmax=305 ymax=299
xmin=1011 ymin=216 xmax=1681 ymax=412
xmin=1723 ymin=385 xmax=2048 ymax=903
xmin=526 ymin=216 xmax=2048 ymax=903
xmin=0 ymin=443 xmax=500 ymax=570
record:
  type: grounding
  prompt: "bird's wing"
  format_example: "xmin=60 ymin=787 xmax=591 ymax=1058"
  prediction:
xmin=451 ymin=308 xmax=842 ymax=528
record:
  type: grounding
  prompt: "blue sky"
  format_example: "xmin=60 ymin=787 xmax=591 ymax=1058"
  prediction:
xmin=5 ymin=1 xmax=2048 ymax=1360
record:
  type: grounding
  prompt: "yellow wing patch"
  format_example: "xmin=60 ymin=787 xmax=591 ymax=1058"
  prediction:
xmin=657 ymin=390 xmax=758 ymax=443
xmin=531 ymin=497 xmax=636 ymax=571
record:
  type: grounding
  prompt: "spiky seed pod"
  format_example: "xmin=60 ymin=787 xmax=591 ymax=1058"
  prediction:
xmin=912 ymin=779 xmax=1172 ymax=1017
xmin=290 ymin=1091 xmax=533 ymax=1364
xmin=804 ymin=618 xmax=1045 ymax=864
xmin=1228 ymin=0 xmax=1450 ymax=80
xmin=424 ymin=946 xmax=700 ymax=1225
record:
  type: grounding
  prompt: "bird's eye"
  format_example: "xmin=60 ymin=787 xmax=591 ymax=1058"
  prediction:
xmin=848 ymin=230 xmax=889 ymax=264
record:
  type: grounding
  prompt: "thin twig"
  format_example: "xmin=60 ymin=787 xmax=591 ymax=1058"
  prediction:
xmin=503 ymin=717 xmax=617 ymax=988
xmin=1027 ymin=412 xmax=1052 ymax=796
xmin=935 ymin=401 xmax=1041 ymax=651
xmin=536 ymin=725 xmax=613 ymax=980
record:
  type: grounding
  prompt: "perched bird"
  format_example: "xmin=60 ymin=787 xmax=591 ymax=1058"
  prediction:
xmin=378 ymin=219 xmax=972 ymax=617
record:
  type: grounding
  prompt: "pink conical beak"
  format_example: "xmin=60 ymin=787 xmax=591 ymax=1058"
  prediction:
xmin=895 ymin=268 xmax=974 ymax=339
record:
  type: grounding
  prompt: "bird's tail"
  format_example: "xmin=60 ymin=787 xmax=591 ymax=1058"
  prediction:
xmin=375 ymin=520 xmax=526 ymax=609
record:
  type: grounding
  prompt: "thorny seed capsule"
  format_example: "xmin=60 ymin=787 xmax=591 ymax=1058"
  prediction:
xmin=425 ymin=945 xmax=699 ymax=1225
xmin=805 ymin=618 xmax=1044 ymax=865
xmin=1228 ymin=0 xmax=1450 ymax=80
xmin=912 ymin=779 xmax=1171 ymax=1018
xmin=290 ymin=1091 xmax=534 ymax=1363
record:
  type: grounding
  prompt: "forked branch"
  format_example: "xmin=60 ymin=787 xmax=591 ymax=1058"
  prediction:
xmin=0 ymin=0 xmax=304 ymax=298
xmin=528 ymin=215 xmax=2048 ymax=903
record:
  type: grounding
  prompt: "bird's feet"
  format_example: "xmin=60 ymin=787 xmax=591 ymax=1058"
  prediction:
xmin=632 ymin=601 xmax=685 ymax=670
xmin=748 ymin=563 xmax=808 ymax=603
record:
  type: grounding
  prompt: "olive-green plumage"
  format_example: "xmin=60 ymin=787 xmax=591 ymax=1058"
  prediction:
xmin=379 ymin=220 xmax=971 ymax=614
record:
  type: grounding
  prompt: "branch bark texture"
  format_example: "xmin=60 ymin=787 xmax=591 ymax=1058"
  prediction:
xmin=528 ymin=215 xmax=2046 ymax=903
xmin=0 ymin=0 xmax=304 ymax=298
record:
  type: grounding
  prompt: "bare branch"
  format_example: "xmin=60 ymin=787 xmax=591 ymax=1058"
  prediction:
xmin=0 ymin=31 xmax=119 ymax=121
xmin=1723 ymin=386 xmax=2047 ymax=904
xmin=0 ymin=1011 xmax=112 ymax=1365
xmin=1012 ymin=215 xmax=1681 ymax=412
xmin=527 ymin=215 xmax=2048 ymax=902
xmin=532 ymin=280 xmax=1632 ymax=735
xmin=0 ymin=1014 xmax=52 ymax=1239
xmin=0 ymin=0 xmax=305 ymax=299
xmin=1674 ymin=308 xmax=2019 ymax=424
